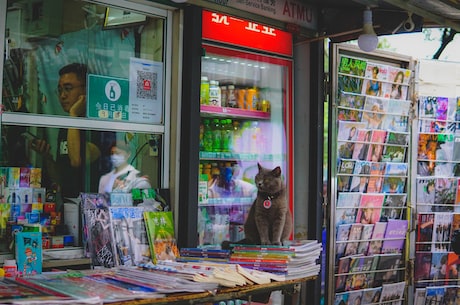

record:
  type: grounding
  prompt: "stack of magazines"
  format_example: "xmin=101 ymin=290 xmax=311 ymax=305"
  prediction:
xmin=228 ymin=240 xmax=322 ymax=281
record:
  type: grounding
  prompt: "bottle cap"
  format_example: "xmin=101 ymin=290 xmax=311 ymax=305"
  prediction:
xmin=201 ymin=76 xmax=208 ymax=81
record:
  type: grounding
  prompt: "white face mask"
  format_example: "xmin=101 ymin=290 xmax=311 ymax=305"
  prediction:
xmin=111 ymin=153 xmax=126 ymax=168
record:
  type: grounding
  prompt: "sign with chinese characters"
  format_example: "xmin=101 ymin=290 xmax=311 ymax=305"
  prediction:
xmin=202 ymin=10 xmax=293 ymax=57
xmin=86 ymin=58 xmax=163 ymax=124
xmin=87 ymin=74 xmax=129 ymax=121
xmin=203 ymin=0 xmax=317 ymax=31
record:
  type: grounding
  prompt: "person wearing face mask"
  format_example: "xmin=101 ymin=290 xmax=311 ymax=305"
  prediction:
xmin=98 ymin=141 xmax=151 ymax=194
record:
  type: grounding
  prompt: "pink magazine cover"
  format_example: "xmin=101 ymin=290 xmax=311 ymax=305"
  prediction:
xmin=383 ymin=66 xmax=411 ymax=100
xmin=352 ymin=129 xmax=372 ymax=161
xmin=356 ymin=194 xmax=385 ymax=225
xmin=381 ymin=219 xmax=408 ymax=254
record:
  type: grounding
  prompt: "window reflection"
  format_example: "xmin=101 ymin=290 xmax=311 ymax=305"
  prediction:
xmin=1 ymin=126 xmax=161 ymax=207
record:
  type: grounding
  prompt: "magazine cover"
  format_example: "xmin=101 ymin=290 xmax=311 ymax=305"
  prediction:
xmin=431 ymin=252 xmax=450 ymax=284
xmin=338 ymin=91 xmax=366 ymax=110
xmin=357 ymin=224 xmax=374 ymax=254
xmin=361 ymin=287 xmax=382 ymax=304
xmin=384 ymin=67 xmax=411 ymax=98
xmin=336 ymin=192 xmax=361 ymax=226
xmin=381 ymin=176 xmax=406 ymax=194
xmin=346 ymin=255 xmax=377 ymax=290
xmin=381 ymin=145 xmax=406 ymax=162
xmin=419 ymin=96 xmax=437 ymax=118
xmin=369 ymin=129 xmax=387 ymax=145
xmin=366 ymin=162 xmax=385 ymax=193
xmin=453 ymin=135 xmax=460 ymax=161
xmin=336 ymin=224 xmax=352 ymax=259
xmin=334 ymin=291 xmax=349 ymax=305
xmin=431 ymin=212 xmax=453 ymax=252
xmin=15 ymin=231 xmax=42 ymax=276
xmin=361 ymin=64 xmax=387 ymax=97
xmin=349 ymin=161 xmax=371 ymax=193
xmin=337 ymin=108 xmax=362 ymax=122
xmin=337 ymin=160 xmax=355 ymax=192
xmin=386 ymin=131 xmax=409 ymax=146
xmin=418 ymin=133 xmax=438 ymax=161
xmin=379 ymin=281 xmax=406 ymax=303
xmin=367 ymin=222 xmax=388 ymax=255
xmin=434 ymin=177 xmax=456 ymax=211
xmin=337 ymin=121 xmax=367 ymax=159
xmin=381 ymin=219 xmax=408 ymax=254
xmin=351 ymin=129 xmax=372 ymax=161
xmin=338 ymin=56 xmax=367 ymax=77
xmin=355 ymin=194 xmax=384 ymax=225
xmin=414 ymin=252 xmax=432 ymax=282
xmin=416 ymin=178 xmax=435 ymax=211
xmin=344 ymin=223 xmax=363 ymax=256
xmin=81 ymin=193 xmax=116 ymax=268
xmin=143 ymin=211 xmax=179 ymax=264
xmin=425 ymin=286 xmax=446 ymax=305
xmin=384 ymin=162 xmax=408 ymax=176
xmin=380 ymin=194 xmax=406 ymax=221
xmin=362 ymin=97 xmax=388 ymax=128
xmin=416 ymin=213 xmax=435 ymax=252
xmin=109 ymin=206 xmax=150 ymax=266
xmin=346 ymin=290 xmax=363 ymax=305
xmin=381 ymin=99 xmax=410 ymax=132
xmin=335 ymin=256 xmax=351 ymax=292
xmin=338 ymin=75 xmax=363 ymax=94
xmin=373 ymin=253 xmax=402 ymax=286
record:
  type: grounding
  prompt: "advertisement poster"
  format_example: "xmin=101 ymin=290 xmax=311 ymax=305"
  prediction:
xmin=87 ymin=74 xmax=129 ymax=121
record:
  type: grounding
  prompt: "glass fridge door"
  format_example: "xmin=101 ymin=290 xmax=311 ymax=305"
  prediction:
xmin=197 ymin=44 xmax=292 ymax=248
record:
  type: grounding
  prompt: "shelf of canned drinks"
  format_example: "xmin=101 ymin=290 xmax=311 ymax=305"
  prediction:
xmin=199 ymin=151 xmax=285 ymax=161
xmin=200 ymin=105 xmax=270 ymax=119
xmin=198 ymin=197 xmax=254 ymax=206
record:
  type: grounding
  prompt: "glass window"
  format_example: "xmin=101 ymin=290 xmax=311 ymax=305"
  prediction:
xmin=1 ymin=0 xmax=169 ymax=207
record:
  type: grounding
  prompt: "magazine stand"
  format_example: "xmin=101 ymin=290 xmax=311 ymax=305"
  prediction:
xmin=412 ymin=59 xmax=460 ymax=303
xmin=328 ymin=44 xmax=414 ymax=305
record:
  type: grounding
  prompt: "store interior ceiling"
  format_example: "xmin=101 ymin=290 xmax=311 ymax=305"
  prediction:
xmin=311 ymin=0 xmax=460 ymax=42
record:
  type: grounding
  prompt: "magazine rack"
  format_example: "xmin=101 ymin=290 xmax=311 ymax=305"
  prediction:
xmin=412 ymin=59 xmax=460 ymax=303
xmin=328 ymin=44 xmax=414 ymax=305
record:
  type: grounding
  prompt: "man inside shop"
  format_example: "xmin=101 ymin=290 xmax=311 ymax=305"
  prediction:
xmin=32 ymin=63 xmax=100 ymax=202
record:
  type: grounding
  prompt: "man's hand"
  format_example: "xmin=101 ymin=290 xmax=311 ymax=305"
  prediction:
xmin=69 ymin=94 xmax=86 ymax=117
xmin=31 ymin=139 xmax=51 ymax=156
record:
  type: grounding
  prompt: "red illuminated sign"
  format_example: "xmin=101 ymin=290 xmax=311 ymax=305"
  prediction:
xmin=202 ymin=10 xmax=293 ymax=57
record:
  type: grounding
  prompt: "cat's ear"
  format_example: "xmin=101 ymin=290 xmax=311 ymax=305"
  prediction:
xmin=272 ymin=166 xmax=281 ymax=177
xmin=258 ymin=163 xmax=263 ymax=171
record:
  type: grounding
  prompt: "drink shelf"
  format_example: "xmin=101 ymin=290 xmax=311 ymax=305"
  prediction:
xmin=198 ymin=197 xmax=254 ymax=206
xmin=200 ymin=152 xmax=285 ymax=161
xmin=201 ymin=105 xmax=270 ymax=120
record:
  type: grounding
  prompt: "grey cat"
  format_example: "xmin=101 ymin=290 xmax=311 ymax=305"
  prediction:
xmin=242 ymin=163 xmax=293 ymax=246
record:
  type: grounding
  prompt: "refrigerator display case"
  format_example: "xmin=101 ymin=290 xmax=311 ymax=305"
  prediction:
xmin=197 ymin=10 xmax=293 ymax=248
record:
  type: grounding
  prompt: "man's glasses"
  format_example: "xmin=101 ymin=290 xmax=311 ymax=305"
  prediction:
xmin=56 ymin=84 xmax=84 ymax=96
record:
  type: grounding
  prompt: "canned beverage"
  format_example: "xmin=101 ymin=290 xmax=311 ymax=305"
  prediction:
xmin=261 ymin=99 xmax=271 ymax=112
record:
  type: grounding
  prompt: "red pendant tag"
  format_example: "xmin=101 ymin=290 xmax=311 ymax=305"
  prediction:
xmin=263 ymin=199 xmax=272 ymax=209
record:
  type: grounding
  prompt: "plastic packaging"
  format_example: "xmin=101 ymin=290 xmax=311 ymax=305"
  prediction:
xmin=3 ymin=259 xmax=17 ymax=278
xmin=200 ymin=76 xmax=210 ymax=105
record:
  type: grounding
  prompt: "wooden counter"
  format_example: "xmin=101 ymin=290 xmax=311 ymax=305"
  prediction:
xmin=109 ymin=276 xmax=315 ymax=305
